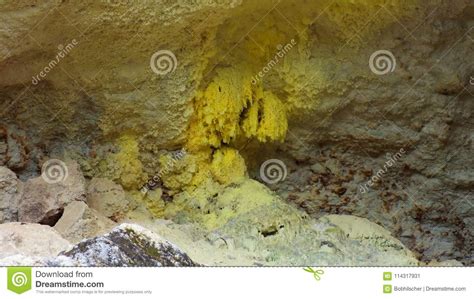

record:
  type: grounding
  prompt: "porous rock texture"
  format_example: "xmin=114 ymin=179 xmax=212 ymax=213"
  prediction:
xmin=60 ymin=223 xmax=199 ymax=267
xmin=18 ymin=160 xmax=86 ymax=225
xmin=86 ymin=177 xmax=131 ymax=221
xmin=0 ymin=0 xmax=473 ymax=265
xmin=0 ymin=166 xmax=22 ymax=223
xmin=0 ymin=222 xmax=71 ymax=259
xmin=0 ymin=223 xmax=198 ymax=266
xmin=54 ymin=200 xmax=116 ymax=243
xmin=126 ymin=179 xmax=419 ymax=266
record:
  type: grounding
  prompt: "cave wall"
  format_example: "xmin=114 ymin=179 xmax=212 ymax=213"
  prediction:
xmin=0 ymin=0 xmax=473 ymax=264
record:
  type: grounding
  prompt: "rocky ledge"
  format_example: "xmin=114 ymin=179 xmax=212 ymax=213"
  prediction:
xmin=0 ymin=163 xmax=464 ymax=266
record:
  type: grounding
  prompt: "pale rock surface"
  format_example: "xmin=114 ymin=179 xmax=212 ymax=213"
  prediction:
xmin=87 ymin=177 xmax=130 ymax=221
xmin=18 ymin=160 xmax=86 ymax=225
xmin=129 ymin=180 xmax=420 ymax=266
xmin=54 ymin=201 xmax=116 ymax=243
xmin=427 ymin=259 xmax=464 ymax=267
xmin=0 ymin=222 xmax=71 ymax=259
xmin=0 ymin=223 xmax=199 ymax=267
xmin=321 ymin=214 xmax=419 ymax=262
xmin=0 ymin=254 xmax=78 ymax=267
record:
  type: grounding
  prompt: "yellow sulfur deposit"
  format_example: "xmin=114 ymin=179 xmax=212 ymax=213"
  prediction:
xmin=211 ymin=147 xmax=247 ymax=185
xmin=161 ymin=64 xmax=288 ymax=193
xmin=241 ymin=90 xmax=287 ymax=142
xmin=148 ymin=0 xmax=420 ymax=220
xmin=186 ymin=66 xmax=287 ymax=151
xmin=113 ymin=135 xmax=147 ymax=190
xmin=164 ymin=178 xmax=277 ymax=230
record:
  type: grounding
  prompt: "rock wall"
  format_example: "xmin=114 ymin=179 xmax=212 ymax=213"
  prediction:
xmin=0 ymin=0 xmax=473 ymax=265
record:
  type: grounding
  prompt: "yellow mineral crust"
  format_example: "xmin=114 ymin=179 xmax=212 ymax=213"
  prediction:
xmin=187 ymin=66 xmax=288 ymax=151
xmin=211 ymin=147 xmax=247 ymax=185
xmin=164 ymin=179 xmax=277 ymax=230
xmin=242 ymin=90 xmax=288 ymax=142
xmin=158 ymin=65 xmax=288 ymax=193
xmin=113 ymin=135 xmax=147 ymax=190
xmin=152 ymin=0 xmax=420 ymax=217
xmin=159 ymin=149 xmax=210 ymax=191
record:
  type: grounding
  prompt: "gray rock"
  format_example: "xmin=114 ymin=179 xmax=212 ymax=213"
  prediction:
xmin=18 ymin=160 xmax=86 ymax=225
xmin=0 ymin=166 xmax=22 ymax=223
xmin=60 ymin=223 xmax=199 ymax=266
xmin=0 ymin=126 xmax=28 ymax=171
xmin=310 ymin=162 xmax=326 ymax=174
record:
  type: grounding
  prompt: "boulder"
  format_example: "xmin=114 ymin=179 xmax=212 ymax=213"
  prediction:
xmin=54 ymin=201 xmax=116 ymax=243
xmin=320 ymin=214 xmax=419 ymax=264
xmin=0 ymin=166 xmax=22 ymax=223
xmin=18 ymin=160 xmax=85 ymax=225
xmin=61 ymin=223 xmax=199 ymax=266
xmin=208 ymin=189 xmax=420 ymax=266
xmin=0 ymin=222 xmax=71 ymax=259
xmin=87 ymin=178 xmax=130 ymax=221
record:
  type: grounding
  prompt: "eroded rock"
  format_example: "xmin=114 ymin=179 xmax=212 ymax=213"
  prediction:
xmin=205 ymin=182 xmax=419 ymax=266
xmin=18 ymin=160 xmax=86 ymax=225
xmin=54 ymin=201 xmax=116 ymax=243
xmin=321 ymin=214 xmax=419 ymax=262
xmin=0 ymin=222 xmax=71 ymax=259
xmin=87 ymin=178 xmax=130 ymax=221
xmin=0 ymin=125 xmax=28 ymax=171
xmin=0 ymin=166 xmax=22 ymax=223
